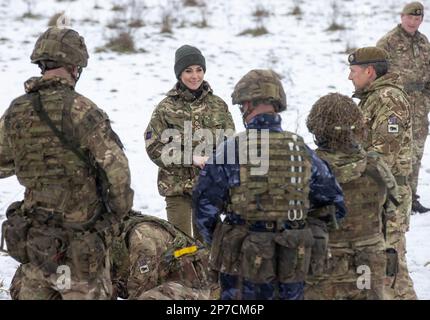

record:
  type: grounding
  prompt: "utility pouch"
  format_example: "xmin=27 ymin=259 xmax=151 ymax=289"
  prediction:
xmin=386 ymin=248 xmax=399 ymax=277
xmin=307 ymin=217 xmax=329 ymax=276
xmin=26 ymin=226 xmax=69 ymax=274
xmin=176 ymin=247 xmax=211 ymax=289
xmin=274 ymin=228 xmax=314 ymax=283
xmin=66 ymin=231 xmax=106 ymax=279
xmin=241 ymin=232 xmax=276 ymax=283
xmin=219 ymin=225 xmax=248 ymax=275
xmin=2 ymin=201 xmax=31 ymax=263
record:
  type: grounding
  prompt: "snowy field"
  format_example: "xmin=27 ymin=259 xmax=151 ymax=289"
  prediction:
xmin=1 ymin=0 xmax=429 ymax=299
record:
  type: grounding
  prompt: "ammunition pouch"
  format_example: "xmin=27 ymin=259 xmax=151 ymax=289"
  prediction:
xmin=274 ymin=228 xmax=314 ymax=283
xmin=386 ymin=248 xmax=399 ymax=277
xmin=307 ymin=217 xmax=329 ymax=276
xmin=26 ymin=226 xmax=69 ymax=274
xmin=2 ymin=201 xmax=31 ymax=263
xmin=174 ymin=247 xmax=211 ymax=289
xmin=210 ymin=223 xmax=247 ymax=275
xmin=241 ymin=232 xmax=276 ymax=283
xmin=66 ymin=231 xmax=107 ymax=279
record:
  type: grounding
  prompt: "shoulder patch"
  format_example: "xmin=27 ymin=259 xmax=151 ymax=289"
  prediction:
xmin=145 ymin=131 xmax=152 ymax=140
xmin=388 ymin=115 xmax=399 ymax=133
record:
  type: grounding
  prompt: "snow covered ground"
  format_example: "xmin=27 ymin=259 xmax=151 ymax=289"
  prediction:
xmin=1 ymin=0 xmax=429 ymax=299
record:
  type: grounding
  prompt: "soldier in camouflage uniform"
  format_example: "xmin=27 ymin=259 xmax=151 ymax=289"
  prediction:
xmin=377 ymin=1 xmax=430 ymax=214
xmin=144 ymin=45 xmax=235 ymax=241
xmin=193 ymin=69 xmax=346 ymax=300
xmin=11 ymin=211 xmax=214 ymax=300
xmin=347 ymin=47 xmax=416 ymax=299
xmin=0 ymin=27 xmax=134 ymax=299
xmin=110 ymin=211 xmax=214 ymax=300
xmin=305 ymin=93 xmax=398 ymax=300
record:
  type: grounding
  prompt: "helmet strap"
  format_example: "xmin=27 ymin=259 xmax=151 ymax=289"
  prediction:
xmin=239 ymin=102 xmax=256 ymax=127
xmin=73 ymin=66 xmax=83 ymax=82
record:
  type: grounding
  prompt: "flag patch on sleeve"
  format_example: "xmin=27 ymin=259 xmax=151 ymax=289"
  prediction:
xmin=388 ymin=116 xmax=399 ymax=133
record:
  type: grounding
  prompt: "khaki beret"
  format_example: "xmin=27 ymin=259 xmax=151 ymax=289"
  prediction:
xmin=402 ymin=2 xmax=424 ymax=16
xmin=348 ymin=47 xmax=388 ymax=65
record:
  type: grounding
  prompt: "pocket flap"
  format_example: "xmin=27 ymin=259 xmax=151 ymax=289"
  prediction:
xmin=242 ymin=232 xmax=275 ymax=259
xmin=274 ymin=228 xmax=314 ymax=248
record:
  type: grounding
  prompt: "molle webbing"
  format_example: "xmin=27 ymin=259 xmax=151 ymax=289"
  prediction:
xmin=330 ymin=170 xmax=383 ymax=241
xmin=4 ymin=89 xmax=88 ymax=192
xmin=228 ymin=131 xmax=311 ymax=221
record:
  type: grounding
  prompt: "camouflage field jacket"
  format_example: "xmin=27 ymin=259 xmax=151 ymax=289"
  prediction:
xmin=353 ymin=73 xmax=413 ymax=178
xmin=145 ymin=81 xmax=235 ymax=197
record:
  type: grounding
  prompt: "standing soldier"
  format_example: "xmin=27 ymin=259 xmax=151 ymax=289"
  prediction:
xmin=144 ymin=45 xmax=235 ymax=241
xmin=376 ymin=1 xmax=430 ymax=214
xmin=305 ymin=93 xmax=398 ymax=300
xmin=0 ymin=27 xmax=134 ymax=299
xmin=347 ymin=47 xmax=416 ymax=299
xmin=193 ymin=69 xmax=346 ymax=300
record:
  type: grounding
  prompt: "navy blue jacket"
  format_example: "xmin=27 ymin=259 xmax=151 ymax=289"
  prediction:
xmin=193 ymin=113 xmax=346 ymax=245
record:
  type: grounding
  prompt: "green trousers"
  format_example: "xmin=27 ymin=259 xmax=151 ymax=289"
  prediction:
xmin=165 ymin=195 xmax=203 ymax=242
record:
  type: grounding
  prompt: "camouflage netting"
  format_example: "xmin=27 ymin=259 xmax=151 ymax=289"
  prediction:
xmin=306 ymin=92 xmax=367 ymax=151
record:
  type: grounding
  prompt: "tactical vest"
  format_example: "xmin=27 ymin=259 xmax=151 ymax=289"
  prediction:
xmin=4 ymin=84 xmax=99 ymax=221
xmin=317 ymin=152 xmax=386 ymax=241
xmin=228 ymin=130 xmax=312 ymax=222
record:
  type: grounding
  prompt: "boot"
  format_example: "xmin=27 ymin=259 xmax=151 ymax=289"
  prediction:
xmin=412 ymin=198 xmax=430 ymax=214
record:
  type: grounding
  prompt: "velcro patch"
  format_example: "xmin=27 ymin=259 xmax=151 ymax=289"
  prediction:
xmin=388 ymin=115 xmax=399 ymax=133
xmin=388 ymin=124 xmax=399 ymax=133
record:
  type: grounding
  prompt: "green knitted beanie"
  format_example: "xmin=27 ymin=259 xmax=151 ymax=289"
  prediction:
xmin=174 ymin=45 xmax=206 ymax=79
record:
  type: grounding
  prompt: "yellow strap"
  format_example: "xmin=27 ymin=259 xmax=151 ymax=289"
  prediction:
xmin=173 ymin=245 xmax=198 ymax=259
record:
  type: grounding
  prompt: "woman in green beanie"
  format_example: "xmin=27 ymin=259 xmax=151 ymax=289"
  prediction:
xmin=144 ymin=44 xmax=235 ymax=241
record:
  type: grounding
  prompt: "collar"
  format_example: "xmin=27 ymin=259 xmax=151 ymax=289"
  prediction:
xmin=167 ymin=80 xmax=212 ymax=102
xmin=397 ymin=24 xmax=421 ymax=40
xmin=24 ymin=75 xmax=75 ymax=93
xmin=245 ymin=113 xmax=283 ymax=131
xmin=352 ymin=73 xmax=401 ymax=99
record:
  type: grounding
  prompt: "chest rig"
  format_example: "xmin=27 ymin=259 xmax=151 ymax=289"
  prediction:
xmin=228 ymin=130 xmax=312 ymax=223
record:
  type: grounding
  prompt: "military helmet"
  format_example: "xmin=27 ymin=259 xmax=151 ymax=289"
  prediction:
xmin=231 ymin=69 xmax=287 ymax=112
xmin=306 ymin=93 xmax=366 ymax=151
xmin=31 ymin=27 xmax=89 ymax=68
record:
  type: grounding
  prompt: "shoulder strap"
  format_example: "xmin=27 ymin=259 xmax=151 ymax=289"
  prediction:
xmin=29 ymin=91 xmax=113 ymax=219
xmin=30 ymin=91 xmax=90 ymax=167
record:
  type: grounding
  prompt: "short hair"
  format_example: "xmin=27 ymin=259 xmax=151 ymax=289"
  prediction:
xmin=360 ymin=61 xmax=389 ymax=79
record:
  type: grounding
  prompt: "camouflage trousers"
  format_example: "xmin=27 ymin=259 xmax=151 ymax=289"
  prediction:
xmin=384 ymin=184 xmax=417 ymax=300
xmin=165 ymin=195 xmax=203 ymax=242
xmin=305 ymin=236 xmax=386 ymax=300
xmin=408 ymin=91 xmax=430 ymax=197
xmin=10 ymin=260 xmax=112 ymax=300
xmin=137 ymin=281 xmax=211 ymax=300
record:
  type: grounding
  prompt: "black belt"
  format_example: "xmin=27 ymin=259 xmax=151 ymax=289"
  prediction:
xmin=394 ymin=175 xmax=408 ymax=186
xmin=227 ymin=220 xmax=305 ymax=232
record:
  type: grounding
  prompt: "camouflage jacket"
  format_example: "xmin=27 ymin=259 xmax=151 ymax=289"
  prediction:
xmin=377 ymin=24 xmax=430 ymax=92
xmin=144 ymin=81 xmax=235 ymax=197
xmin=316 ymin=148 xmax=398 ymax=241
xmin=0 ymin=75 xmax=133 ymax=222
xmin=353 ymin=73 xmax=413 ymax=178
xmin=111 ymin=212 xmax=211 ymax=299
